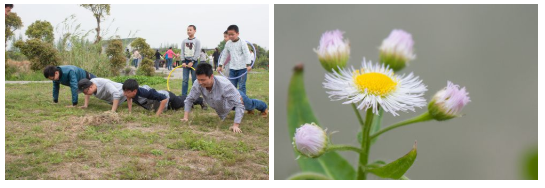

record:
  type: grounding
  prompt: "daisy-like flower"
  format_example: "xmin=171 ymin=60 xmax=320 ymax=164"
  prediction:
xmin=293 ymin=123 xmax=329 ymax=158
xmin=428 ymin=81 xmax=471 ymax=121
xmin=314 ymin=30 xmax=350 ymax=72
xmin=379 ymin=29 xmax=416 ymax=72
xmin=323 ymin=58 xmax=427 ymax=116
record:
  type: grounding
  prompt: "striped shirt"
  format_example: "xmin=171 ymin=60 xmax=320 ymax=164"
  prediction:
xmin=184 ymin=76 xmax=244 ymax=123
xmin=218 ymin=37 xmax=252 ymax=70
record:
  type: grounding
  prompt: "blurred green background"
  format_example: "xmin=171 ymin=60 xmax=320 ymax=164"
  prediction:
xmin=274 ymin=4 xmax=537 ymax=180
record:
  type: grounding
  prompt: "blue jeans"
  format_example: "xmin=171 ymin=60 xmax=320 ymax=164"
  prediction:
xmin=182 ymin=59 xmax=198 ymax=96
xmin=239 ymin=90 xmax=267 ymax=112
xmin=229 ymin=69 xmax=247 ymax=95
xmin=133 ymin=59 xmax=138 ymax=68
xmin=166 ymin=58 xmax=173 ymax=70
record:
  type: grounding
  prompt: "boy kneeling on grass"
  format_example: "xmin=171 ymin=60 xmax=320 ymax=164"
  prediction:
xmin=181 ymin=63 xmax=268 ymax=133
xmin=77 ymin=78 xmax=126 ymax=112
xmin=43 ymin=65 xmax=96 ymax=108
xmin=121 ymin=79 xmax=206 ymax=116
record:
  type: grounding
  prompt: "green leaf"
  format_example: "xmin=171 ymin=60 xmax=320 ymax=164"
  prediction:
xmin=522 ymin=147 xmax=538 ymax=180
xmin=287 ymin=64 xmax=356 ymax=180
xmin=357 ymin=108 xmax=383 ymax=145
xmin=288 ymin=172 xmax=333 ymax=180
xmin=367 ymin=142 xmax=417 ymax=179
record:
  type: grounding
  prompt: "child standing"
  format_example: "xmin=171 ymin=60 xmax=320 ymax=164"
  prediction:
xmin=218 ymin=25 xmax=252 ymax=95
xmin=181 ymin=25 xmax=201 ymax=96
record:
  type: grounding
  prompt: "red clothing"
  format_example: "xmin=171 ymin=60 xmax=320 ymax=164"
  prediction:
xmin=164 ymin=49 xmax=176 ymax=59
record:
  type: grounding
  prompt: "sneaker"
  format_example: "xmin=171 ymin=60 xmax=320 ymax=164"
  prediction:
xmin=260 ymin=108 xmax=268 ymax=118
xmin=247 ymin=110 xmax=254 ymax=115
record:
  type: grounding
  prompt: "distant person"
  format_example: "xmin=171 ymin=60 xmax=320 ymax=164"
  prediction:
xmin=199 ymin=49 xmax=208 ymax=65
xmin=212 ymin=48 xmax=220 ymax=71
xmin=121 ymin=79 xmax=206 ymax=116
xmin=125 ymin=48 xmax=131 ymax=66
xmin=218 ymin=25 xmax=252 ymax=95
xmin=182 ymin=63 xmax=268 ymax=133
xmin=164 ymin=47 xmax=177 ymax=70
xmin=180 ymin=25 xmax=201 ymax=96
xmin=5 ymin=4 xmax=13 ymax=16
xmin=154 ymin=49 xmax=163 ymax=70
xmin=132 ymin=50 xmax=140 ymax=68
xmin=219 ymin=30 xmax=231 ymax=75
xmin=43 ymin=65 xmax=97 ymax=108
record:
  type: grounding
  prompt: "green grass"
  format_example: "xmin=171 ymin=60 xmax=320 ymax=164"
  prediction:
xmin=5 ymin=70 xmax=269 ymax=180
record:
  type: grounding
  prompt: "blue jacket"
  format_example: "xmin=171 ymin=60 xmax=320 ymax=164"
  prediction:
xmin=52 ymin=65 xmax=90 ymax=105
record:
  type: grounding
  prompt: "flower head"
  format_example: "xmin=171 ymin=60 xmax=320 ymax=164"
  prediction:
xmin=379 ymin=29 xmax=416 ymax=72
xmin=323 ymin=58 xmax=427 ymax=116
xmin=428 ymin=81 xmax=471 ymax=121
xmin=314 ymin=30 xmax=350 ymax=72
xmin=293 ymin=123 xmax=329 ymax=158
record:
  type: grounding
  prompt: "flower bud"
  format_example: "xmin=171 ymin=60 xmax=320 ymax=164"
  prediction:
xmin=428 ymin=81 xmax=471 ymax=121
xmin=379 ymin=29 xmax=416 ymax=72
xmin=293 ymin=123 xmax=329 ymax=158
xmin=314 ymin=30 xmax=350 ymax=72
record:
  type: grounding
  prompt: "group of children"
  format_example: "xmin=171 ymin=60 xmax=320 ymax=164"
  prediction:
xmin=43 ymin=24 xmax=267 ymax=133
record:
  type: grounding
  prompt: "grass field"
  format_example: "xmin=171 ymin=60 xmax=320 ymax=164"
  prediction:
xmin=5 ymin=69 xmax=269 ymax=180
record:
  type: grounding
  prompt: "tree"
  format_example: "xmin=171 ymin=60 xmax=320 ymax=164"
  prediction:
xmin=14 ymin=39 xmax=62 ymax=71
xmin=25 ymin=20 xmax=54 ymax=43
xmin=130 ymin=37 xmax=155 ymax=76
xmin=80 ymin=4 xmax=110 ymax=44
xmin=106 ymin=38 xmax=125 ymax=76
xmin=5 ymin=12 xmax=23 ymax=46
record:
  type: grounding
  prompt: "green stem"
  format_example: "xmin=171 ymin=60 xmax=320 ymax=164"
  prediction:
xmin=370 ymin=112 xmax=433 ymax=140
xmin=288 ymin=172 xmax=332 ymax=180
xmin=356 ymin=108 xmax=374 ymax=180
xmin=327 ymin=144 xmax=362 ymax=153
xmin=352 ymin=104 xmax=365 ymax=126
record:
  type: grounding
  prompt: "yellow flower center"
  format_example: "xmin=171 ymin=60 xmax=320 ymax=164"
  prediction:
xmin=353 ymin=71 xmax=397 ymax=96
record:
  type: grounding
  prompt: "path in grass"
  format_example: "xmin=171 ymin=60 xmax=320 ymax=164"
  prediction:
xmin=5 ymin=70 xmax=270 ymax=180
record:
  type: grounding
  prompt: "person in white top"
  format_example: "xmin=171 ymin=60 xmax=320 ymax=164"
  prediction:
xmin=217 ymin=25 xmax=252 ymax=95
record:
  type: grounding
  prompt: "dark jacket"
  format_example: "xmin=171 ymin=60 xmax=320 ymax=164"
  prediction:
xmin=52 ymin=65 xmax=90 ymax=105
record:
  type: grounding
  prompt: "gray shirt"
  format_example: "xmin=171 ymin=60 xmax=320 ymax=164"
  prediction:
xmin=181 ymin=37 xmax=201 ymax=61
xmin=90 ymin=78 xmax=126 ymax=106
xmin=184 ymin=76 xmax=244 ymax=123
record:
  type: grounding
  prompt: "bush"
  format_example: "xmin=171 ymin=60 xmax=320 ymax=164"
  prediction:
xmin=106 ymin=39 xmax=125 ymax=76
xmin=14 ymin=39 xmax=61 ymax=71
xmin=130 ymin=38 xmax=154 ymax=76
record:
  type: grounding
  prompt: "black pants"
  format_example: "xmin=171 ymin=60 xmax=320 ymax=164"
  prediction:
xmin=168 ymin=91 xmax=204 ymax=110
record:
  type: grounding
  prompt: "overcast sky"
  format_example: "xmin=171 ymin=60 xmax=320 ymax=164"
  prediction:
xmin=10 ymin=4 xmax=269 ymax=49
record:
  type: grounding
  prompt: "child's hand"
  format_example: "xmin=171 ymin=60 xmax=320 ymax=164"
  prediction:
xmin=229 ymin=125 xmax=242 ymax=133
xmin=247 ymin=66 xmax=252 ymax=72
xmin=218 ymin=67 xmax=223 ymax=72
xmin=188 ymin=62 xmax=194 ymax=67
xmin=182 ymin=63 xmax=187 ymax=68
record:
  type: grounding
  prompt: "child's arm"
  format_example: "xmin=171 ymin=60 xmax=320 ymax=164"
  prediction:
xmin=127 ymin=98 xmax=132 ymax=113
xmin=156 ymin=99 xmax=168 ymax=116
xmin=52 ymin=81 xmax=60 ymax=103
xmin=242 ymin=41 xmax=252 ymax=71
xmin=80 ymin=95 xmax=90 ymax=109
xmin=193 ymin=39 xmax=201 ymax=63
xmin=68 ymin=73 xmax=79 ymax=107
xmin=111 ymin=99 xmax=119 ymax=112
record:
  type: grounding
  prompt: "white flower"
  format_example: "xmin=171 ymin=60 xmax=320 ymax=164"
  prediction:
xmin=323 ymin=58 xmax=427 ymax=116
xmin=379 ymin=29 xmax=416 ymax=72
xmin=293 ymin=123 xmax=328 ymax=158
xmin=428 ymin=81 xmax=471 ymax=121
